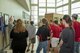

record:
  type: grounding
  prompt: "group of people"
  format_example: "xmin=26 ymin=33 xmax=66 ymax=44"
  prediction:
xmin=8 ymin=14 xmax=80 ymax=53
xmin=9 ymin=18 xmax=36 ymax=53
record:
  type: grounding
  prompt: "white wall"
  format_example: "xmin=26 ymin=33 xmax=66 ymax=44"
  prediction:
xmin=0 ymin=0 xmax=30 ymax=50
xmin=0 ymin=0 xmax=30 ymax=19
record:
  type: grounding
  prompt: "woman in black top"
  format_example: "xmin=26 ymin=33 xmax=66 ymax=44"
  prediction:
xmin=59 ymin=15 xmax=75 ymax=53
xmin=10 ymin=19 xmax=28 ymax=53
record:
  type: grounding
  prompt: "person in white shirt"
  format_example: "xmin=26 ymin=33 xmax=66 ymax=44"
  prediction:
xmin=27 ymin=21 xmax=36 ymax=53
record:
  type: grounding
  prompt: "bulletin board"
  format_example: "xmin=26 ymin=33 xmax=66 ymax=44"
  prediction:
xmin=22 ymin=11 xmax=30 ymax=21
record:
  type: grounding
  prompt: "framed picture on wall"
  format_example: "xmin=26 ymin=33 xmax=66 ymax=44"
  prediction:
xmin=23 ymin=11 xmax=26 ymax=19
xmin=0 ymin=16 xmax=2 ymax=30
xmin=4 ymin=14 xmax=9 ymax=26
xmin=0 ymin=12 xmax=2 ymax=16
xmin=22 ymin=11 xmax=30 ymax=21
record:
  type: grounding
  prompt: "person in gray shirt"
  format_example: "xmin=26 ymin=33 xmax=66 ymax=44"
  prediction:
xmin=27 ymin=21 xmax=36 ymax=53
xmin=59 ymin=15 xmax=75 ymax=53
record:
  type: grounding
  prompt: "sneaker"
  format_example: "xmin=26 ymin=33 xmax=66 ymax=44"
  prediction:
xmin=31 ymin=50 xmax=34 ymax=53
xmin=27 ymin=49 xmax=30 ymax=52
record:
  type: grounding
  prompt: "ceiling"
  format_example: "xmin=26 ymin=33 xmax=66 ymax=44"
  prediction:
xmin=16 ymin=0 xmax=30 ymax=11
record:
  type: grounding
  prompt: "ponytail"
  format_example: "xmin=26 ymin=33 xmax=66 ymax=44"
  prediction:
xmin=42 ymin=18 xmax=49 ymax=29
xmin=63 ymin=15 xmax=73 ymax=29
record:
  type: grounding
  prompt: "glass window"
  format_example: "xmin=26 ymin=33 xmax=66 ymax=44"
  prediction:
xmin=47 ymin=8 xmax=55 ymax=13
xmin=39 ymin=3 xmax=46 ymax=7
xmin=56 ymin=7 xmax=62 ymax=12
xmin=77 ymin=14 xmax=80 ymax=22
xmin=38 ymin=16 xmax=44 ymax=20
xmin=39 ymin=8 xmax=46 ymax=13
xmin=71 ymin=0 xmax=75 ymax=2
xmin=72 ymin=2 xmax=80 ymax=9
xmin=31 ymin=0 xmax=38 ymax=4
xmin=39 ymin=0 xmax=46 ymax=3
xmin=57 ymin=11 xmax=63 ymax=14
xmin=39 ymin=8 xmax=46 ymax=16
xmin=31 ymin=15 xmax=38 ymax=24
xmin=31 ymin=6 xmax=38 ymax=11
xmin=31 ymin=10 xmax=38 ymax=16
xmin=33 ymin=16 xmax=38 ymax=25
xmin=63 ymin=11 xmax=68 ymax=14
xmin=47 ymin=0 xmax=55 ymax=3
xmin=63 ymin=0 xmax=68 ymax=4
xmin=78 ymin=14 xmax=80 ymax=17
xmin=39 ymin=0 xmax=46 ymax=7
xmin=39 ymin=12 xmax=46 ymax=16
xmin=57 ymin=0 xmax=68 ymax=6
xmin=72 ymin=8 xmax=80 ymax=14
xmin=57 ymin=0 xmax=62 ymax=3
xmin=31 ymin=16 xmax=34 ymax=21
xmin=57 ymin=6 xmax=68 ymax=14
xmin=47 ymin=3 xmax=55 ymax=7
xmin=57 ymin=1 xmax=62 ymax=6
xmin=47 ymin=0 xmax=55 ymax=7
xmin=63 ymin=5 xmax=68 ymax=11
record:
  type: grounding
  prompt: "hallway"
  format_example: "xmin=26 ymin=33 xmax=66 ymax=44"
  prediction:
xmin=0 ymin=0 xmax=80 ymax=53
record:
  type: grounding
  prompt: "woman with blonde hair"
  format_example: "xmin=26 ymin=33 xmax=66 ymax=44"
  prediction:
xmin=10 ymin=19 xmax=28 ymax=53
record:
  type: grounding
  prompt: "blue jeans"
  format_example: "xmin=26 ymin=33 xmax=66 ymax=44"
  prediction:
xmin=36 ymin=41 xmax=48 ymax=53
xmin=74 ymin=42 xmax=80 ymax=53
